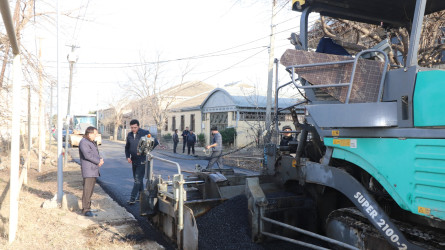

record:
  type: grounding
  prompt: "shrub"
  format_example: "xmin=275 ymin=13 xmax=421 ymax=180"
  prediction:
xmin=220 ymin=127 xmax=236 ymax=146
xmin=162 ymin=133 xmax=172 ymax=141
xmin=197 ymin=133 xmax=206 ymax=147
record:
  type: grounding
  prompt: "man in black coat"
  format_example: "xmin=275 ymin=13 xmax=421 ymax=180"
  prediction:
xmin=172 ymin=129 xmax=179 ymax=153
xmin=125 ymin=119 xmax=158 ymax=204
xmin=186 ymin=130 xmax=197 ymax=155
xmin=181 ymin=126 xmax=190 ymax=153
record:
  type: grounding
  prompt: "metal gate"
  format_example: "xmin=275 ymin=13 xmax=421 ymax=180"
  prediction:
xmin=210 ymin=112 xmax=228 ymax=131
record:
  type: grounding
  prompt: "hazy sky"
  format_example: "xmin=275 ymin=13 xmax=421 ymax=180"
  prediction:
xmin=28 ymin=1 xmax=318 ymax=115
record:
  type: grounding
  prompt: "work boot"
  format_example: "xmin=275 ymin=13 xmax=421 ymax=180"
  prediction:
xmin=195 ymin=164 xmax=202 ymax=172
xmin=84 ymin=211 xmax=97 ymax=217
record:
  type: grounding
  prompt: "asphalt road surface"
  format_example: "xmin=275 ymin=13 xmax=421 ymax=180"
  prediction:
xmin=69 ymin=139 xmax=258 ymax=249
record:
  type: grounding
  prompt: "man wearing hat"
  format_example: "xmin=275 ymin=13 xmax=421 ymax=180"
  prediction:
xmin=280 ymin=125 xmax=294 ymax=146
xmin=205 ymin=126 xmax=223 ymax=170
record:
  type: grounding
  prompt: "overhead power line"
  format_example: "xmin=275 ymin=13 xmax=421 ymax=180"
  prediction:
xmin=43 ymin=19 xmax=317 ymax=69
xmin=201 ymin=47 xmax=268 ymax=82
xmin=72 ymin=0 xmax=91 ymax=45
xmin=274 ymin=0 xmax=291 ymax=17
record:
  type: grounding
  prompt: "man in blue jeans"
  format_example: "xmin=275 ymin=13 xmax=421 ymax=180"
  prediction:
xmin=125 ymin=119 xmax=158 ymax=205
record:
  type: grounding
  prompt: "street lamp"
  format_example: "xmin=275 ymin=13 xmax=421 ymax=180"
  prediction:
xmin=64 ymin=48 xmax=78 ymax=168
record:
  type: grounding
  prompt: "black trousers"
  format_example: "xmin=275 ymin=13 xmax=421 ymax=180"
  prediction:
xmin=173 ymin=141 xmax=178 ymax=153
xmin=182 ymin=139 xmax=186 ymax=152
xmin=82 ymin=177 xmax=96 ymax=214
xmin=206 ymin=151 xmax=223 ymax=169
xmin=187 ymin=143 xmax=195 ymax=155
xmin=130 ymin=162 xmax=145 ymax=201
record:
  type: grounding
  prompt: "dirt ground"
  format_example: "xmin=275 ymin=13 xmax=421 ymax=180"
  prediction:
xmin=0 ymin=148 xmax=164 ymax=249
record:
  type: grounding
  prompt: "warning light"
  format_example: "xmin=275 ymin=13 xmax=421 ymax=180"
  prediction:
xmin=147 ymin=134 xmax=151 ymax=138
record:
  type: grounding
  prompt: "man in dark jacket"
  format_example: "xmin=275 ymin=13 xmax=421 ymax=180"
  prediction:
xmin=125 ymin=119 xmax=158 ymax=204
xmin=186 ymin=130 xmax=197 ymax=155
xmin=280 ymin=125 xmax=294 ymax=146
xmin=79 ymin=126 xmax=103 ymax=217
xmin=181 ymin=127 xmax=190 ymax=153
xmin=172 ymin=129 xmax=179 ymax=153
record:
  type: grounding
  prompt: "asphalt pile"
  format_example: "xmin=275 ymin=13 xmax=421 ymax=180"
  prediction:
xmin=196 ymin=195 xmax=264 ymax=250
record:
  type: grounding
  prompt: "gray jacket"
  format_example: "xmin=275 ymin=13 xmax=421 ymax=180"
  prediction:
xmin=79 ymin=137 xmax=101 ymax=178
xmin=211 ymin=132 xmax=222 ymax=151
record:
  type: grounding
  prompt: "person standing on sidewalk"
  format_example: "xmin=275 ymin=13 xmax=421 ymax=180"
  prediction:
xmin=172 ymin=129 xmax=179 ymax=153
xmin=125 ymin=119 xmax=158 ymax=205
xmin=205 ymin=126 xmax=223 ymax=170
xmin=186 ymin=130 xmax=197 ymax=155
xmin=181 ymin=126 xmax=190 ymax=153
xmin=79 ymin=126 xmax=104 ymax=217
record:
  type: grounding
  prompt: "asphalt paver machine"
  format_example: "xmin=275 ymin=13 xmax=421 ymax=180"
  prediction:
xmin=139 ymin=0 xmax=445 ymax=249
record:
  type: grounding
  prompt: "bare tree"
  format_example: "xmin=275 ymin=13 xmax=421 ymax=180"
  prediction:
xmin=125 ymin=53 xmax=193 ymax=134
xmin=238 ymin=84 xmax=271 ymax=147
xmin=317 ymin=10 xmax=445 ymax=67
xmin=0 ymin=0 xmax=79 ymax=151
xmin=101 ymin=97 xmax=130 ymax=141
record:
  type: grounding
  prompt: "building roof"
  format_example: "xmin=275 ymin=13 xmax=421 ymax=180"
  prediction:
xmin=160 ymin=81 xmax=214 ymax=98
xmin=169 ymin=91 xmax=211 ymax=111
xmin=168 ymin=82 xmax=303 ymax=113
xmin=201 ymin=87 xmax=301 ymax=111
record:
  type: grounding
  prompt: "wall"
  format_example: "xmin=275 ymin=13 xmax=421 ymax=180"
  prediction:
xmin=166 ymin=109 xmax=202 ymax=135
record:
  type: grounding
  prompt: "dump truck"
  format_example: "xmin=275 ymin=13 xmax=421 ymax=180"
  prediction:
xmin=139 ymin=0 xmax=445 ymax=249
xmin=69 ymin=114 xmax=102 ymax=147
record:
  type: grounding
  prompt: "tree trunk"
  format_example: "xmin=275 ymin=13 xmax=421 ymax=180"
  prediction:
xmin=113 ymin=125 xmax=118 ymax=141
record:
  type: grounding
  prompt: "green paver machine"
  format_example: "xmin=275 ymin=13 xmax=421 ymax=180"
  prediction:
xmin=140 ymin=0 xmax=445 ymax=249
xmin=264 ymin=0 xmax=445 ymax=248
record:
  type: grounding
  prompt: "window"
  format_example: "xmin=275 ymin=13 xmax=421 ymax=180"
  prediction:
xmin=172 ymin=116 xmax=176 ymax=131
xmin=190 ymin=114 xmax=195 ymax=131
xmin=238 ymin=111 xmax=287 ymax=121
xmin=180 ymin=115 xmax=185 ymax=131
xmin=239 ymin=112 xmax=265 ymax=121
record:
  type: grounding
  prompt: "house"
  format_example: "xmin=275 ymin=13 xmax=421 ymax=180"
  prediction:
xmin=165 ymin=91 xmax=210 ymax=136
xmin=167 ymin=84 xmax=304 ymax=147
xmin=98 ymin=81 xmax=214 ymax=140
xmin=127 ymin=80 xmax=214 ymax=134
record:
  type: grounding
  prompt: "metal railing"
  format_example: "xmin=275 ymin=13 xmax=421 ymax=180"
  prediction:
xmin=261 ymin=216 xmax=359 ymax=250
xmin=286 ymin=49 xmax=389 ymax=104
xmin=145 ymin=154 xmax=184 ymax=233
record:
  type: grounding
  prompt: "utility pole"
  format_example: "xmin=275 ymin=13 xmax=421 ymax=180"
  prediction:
xmin=56 ymin=0 xmax=63 ymax=204
xmin=38 ymin=38 xmax=44 ymax=172
xmin=49 ymin=82 xmax=53 ymax=151
xmin=1 ymin=0 xmax=22 ymax=242
xmin=64 ymin=45 xmax=78 ymax=168
xmin=26 ymin=85 xmax=31 ymax=185
xmin=265 ymin=0 xmax=277 ymax=135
